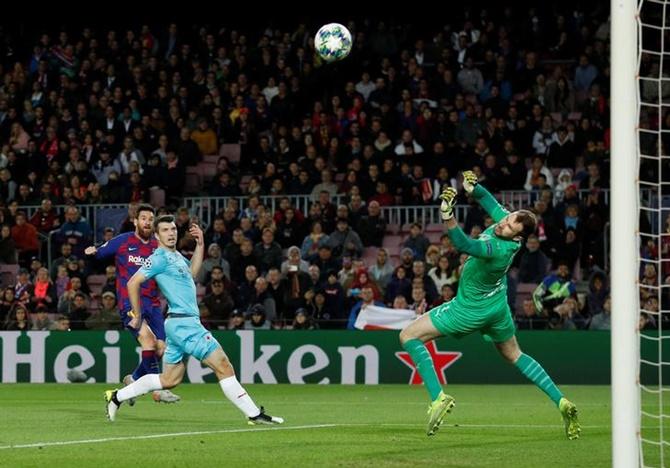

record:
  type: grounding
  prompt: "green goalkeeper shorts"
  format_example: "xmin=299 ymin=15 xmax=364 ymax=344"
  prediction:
xmin=428 ymin=297 xmax=516 ymax=343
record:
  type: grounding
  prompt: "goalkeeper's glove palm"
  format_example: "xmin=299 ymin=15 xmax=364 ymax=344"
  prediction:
xmin=462 ymin=170 xmax=478 ymax=194
xmin=440 ymin=187 xmax=457 ymax=221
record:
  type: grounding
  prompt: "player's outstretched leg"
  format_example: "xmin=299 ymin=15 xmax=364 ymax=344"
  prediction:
xmin=106 ymin=373 xmax=170 ymax=421
xmin=399 ymin=314 xmax=454 ymax=436
xmin=496 ymin=336 xmax=581 ymax=440
xmin=204 ymin=348 xmax=284 ymax=425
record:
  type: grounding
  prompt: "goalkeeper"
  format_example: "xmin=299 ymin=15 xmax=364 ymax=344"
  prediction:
xmin=399 ymin=171 xmax=580 ymax=439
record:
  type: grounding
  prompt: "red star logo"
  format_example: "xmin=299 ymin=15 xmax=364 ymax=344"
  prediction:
xmin=395 ymin=341 xmax=462 ymax=385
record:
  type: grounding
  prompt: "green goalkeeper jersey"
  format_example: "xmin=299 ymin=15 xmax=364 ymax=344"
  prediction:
xmin=448 ymin=185 xmax=520 ymax=305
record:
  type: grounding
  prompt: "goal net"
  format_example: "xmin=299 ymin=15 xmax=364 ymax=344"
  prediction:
xmin=635 ymin=0 xmax=670 ymax=466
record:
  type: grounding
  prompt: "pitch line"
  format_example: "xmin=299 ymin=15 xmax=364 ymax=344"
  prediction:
xmin=0 ymin=424 xmax=339 ymax=450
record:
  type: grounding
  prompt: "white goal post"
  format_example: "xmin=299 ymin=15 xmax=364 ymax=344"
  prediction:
xmin=611 ymin=0 xmax=641 ymax=467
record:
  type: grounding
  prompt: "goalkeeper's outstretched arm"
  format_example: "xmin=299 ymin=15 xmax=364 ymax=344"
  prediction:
xmin=440 ymin=186 xmax=496 ymax=259
xmin=463 ymin=170 xmax=509 ymax=223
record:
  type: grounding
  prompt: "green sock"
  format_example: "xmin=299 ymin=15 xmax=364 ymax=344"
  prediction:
xmin=402 ymin=338 xmax=442 ymax=401
xmin=515 ymin=353 xmax=563 ymax=406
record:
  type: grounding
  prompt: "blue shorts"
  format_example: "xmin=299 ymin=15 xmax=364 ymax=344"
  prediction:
xmin=120 ymin=305 xmax=166 ymax=341
xmin=163 ymin=316 xmax=221 ymax=365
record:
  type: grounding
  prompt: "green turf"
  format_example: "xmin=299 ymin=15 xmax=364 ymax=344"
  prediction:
xmin=0 ymin=384 xmax=610 ymax=467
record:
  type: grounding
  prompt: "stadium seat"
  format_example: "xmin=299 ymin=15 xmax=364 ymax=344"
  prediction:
xmin=425 ymin=223 xmax=444 ymax=233
xmin=426 ymin=232 xmax=442 ymax=243
xmin=219 ymin=144 xmax=241 ymax=165
xmin=87 ymin=275 xmax=107 ymax=295
xmin=382 ymin=235 xmax=403 ymax=249
xmin=203 ymin=154 xmax=220 ymax=164
xmin=385 ymin=223 xmax=400 ymax=234
xmin=197 ymin=162 xmax=219 ymax=183
xmin=0 ymin=264 xmax=19 ymax=288
xmin=185 ymin=168 xmax=202 ymax=194
xmin=149 ymin=188 xmax=166 ymax=208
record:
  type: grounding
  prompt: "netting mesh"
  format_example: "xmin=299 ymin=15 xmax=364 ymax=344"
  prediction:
xmin=639 ymin=1 xmax=670 ymax=466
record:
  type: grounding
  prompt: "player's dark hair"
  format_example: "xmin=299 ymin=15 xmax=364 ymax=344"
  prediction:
xmin=153 ymin=214 xmax=175 ymax=230
xmin=135 ymin=203 xmax=155 ymax=219
xmin=515 ymin=210 xmax=537 ymax=239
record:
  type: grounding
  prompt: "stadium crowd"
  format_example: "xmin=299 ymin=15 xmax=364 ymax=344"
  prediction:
xmin=0 ymin=7 xmax=628 ymax=332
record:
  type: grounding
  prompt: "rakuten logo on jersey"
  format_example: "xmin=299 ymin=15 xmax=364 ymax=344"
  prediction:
xmin=128 ymin=255 xmax=149 ymax=267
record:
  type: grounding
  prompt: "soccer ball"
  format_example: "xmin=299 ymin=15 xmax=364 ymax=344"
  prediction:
xmin=315 ymin=23 xmax=353 ymax=63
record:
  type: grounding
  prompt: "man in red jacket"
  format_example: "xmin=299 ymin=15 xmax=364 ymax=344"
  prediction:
xmin=11 ymin=211 xmax=40 ymax=265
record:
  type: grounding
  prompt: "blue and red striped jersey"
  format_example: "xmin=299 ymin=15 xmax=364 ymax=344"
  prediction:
xmin=95 ymin=232 xmax=160 ymax=312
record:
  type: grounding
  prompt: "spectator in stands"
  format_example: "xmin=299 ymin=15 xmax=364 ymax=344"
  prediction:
xmin=101 ymin=265 xmax=116 ymax=295
xmin=532 ymin=261 xmax=577 ymax=316
xmin=312 ymin=245 xmax=340 ymax=281
xmin=368 ymin=248 xmax=394 ymax=294
xmin=230 ymin=238 xmax=259 ymax=284
xmin=228 ymin=310 xmax=245 ymax=330
xmin=254 ymin=228 xmax=283 ymax=274
xmin=283 ymin=265 xmax=312 ymax=321
xmin=204 ymin=217 xmax=229 ymax=249
xmin=281 ymin=245 xmax=309 ymax=275
xmin=202 ymin=279 xmax=234 ymax=326
xmin=85 ymin=291 xmax=122 ymax=330
xmin=328 ymin=217 xmax=363 ymax=260
xmin=64 ymin=292 xmax=90 ymax=330
xmin=554 ymin=227 xmax=580 ymax=272
xmin=0 ymin=224 xmax=17 ymax=264
xmin=30 ymin=267 xmax=56 ymax=312
xmin=428 ymin=255 xmax=457 ymax=292
xmin=425 ymin=245 xmax=441 ymax=270
xmin=350 ymin=268 xmax=382 ymax=301
xmin=585 ymin=270 xmax=609 ymax=318
xmin=301 ymin=220 xmax=330 ymax=262
xmin=347 ymin=285 xmax=385 ymax=329
xmin=524 ymin=156 xmax=555 ymax=191
xmin=245 ymin=303 xmax=271 ymax=330
xmin=57 ymin=206 xmax=92 ymax=258
xmin=29 ymin=199 xmax=60 ymax=234
xmin=589 ymin=295 xmax=611 ymax=330
xmin=409 ymin=286 xmax=428 ymax=312
xmin=237 ymin=265 xmax=259 ymax=310
xmin=402 ymin=223 xmax=430 ymax=259
xmin=410 ymin=260 xmax=439 ymax=303
xmin=191 ymin=118 xmax=218 ymax=156
xmin=5 ymin=304 xmax=30 ymax=331
xmin=250 ymin=277 xmax=277 ymax=322
xmin=275 ymin=207 xmax=304 ymax=249
xmin=311 ymin=170 xmax=338 ymax=198
xmin=432 ymin=284 xmax=456 ymax=308
xmin=548 ymin=297 xmax=580 ymax=330
xmin=292 ymin=308 xmax=317 ymax=330
xmin=516 ymin=298 xmax=548 ymax=330
xmin=11 ymin=211 xmax=39 ymax=265
xmin=0 ymin=287 xmax=17 ymax=325
xmin=14 ymin=268 xmax=32 ymax=305
xmin=32 ymin=304 xmax=53 ymax=330
xmin=357 ymin=201 xmax=387 ymax=247
xmin=197 ymin=243 xmax=230 ymax=284
xmin=518 ymin=234 xmax=551 ymax=283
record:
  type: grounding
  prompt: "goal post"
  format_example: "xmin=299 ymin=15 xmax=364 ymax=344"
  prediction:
xmin=611 ymin=0 xmax=641 ymax=466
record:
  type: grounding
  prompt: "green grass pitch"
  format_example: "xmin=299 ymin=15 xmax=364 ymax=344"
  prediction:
xmin=0 ymin=384 xmax=611 ymax=467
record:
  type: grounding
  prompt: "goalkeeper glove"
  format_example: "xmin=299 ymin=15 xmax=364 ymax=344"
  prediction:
xmin=440 ymin=187 xmax=457 ymax=221
xmin=462 ymin=170 xmax=478 ymax=194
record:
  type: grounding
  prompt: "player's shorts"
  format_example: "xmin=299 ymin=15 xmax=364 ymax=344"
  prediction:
xmin=120 ymin=305 xmax=166 ymax=341
xmin=163 ymin=315 xmax=221 ymax=365
xmin=428 ymin=297 xmax=516 ymax=343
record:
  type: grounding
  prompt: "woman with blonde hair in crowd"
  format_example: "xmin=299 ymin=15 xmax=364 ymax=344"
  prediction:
xmin=424 ymin=244 xmax=441 ymax=269
xmin=30 ymin=267 xmax=57 ymax=312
